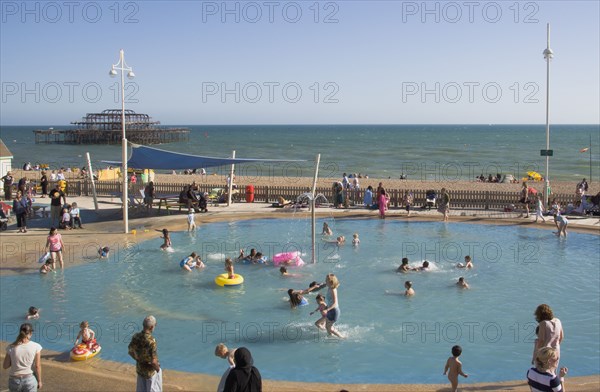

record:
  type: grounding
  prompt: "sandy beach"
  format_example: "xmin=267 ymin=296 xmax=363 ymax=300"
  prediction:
xmin=0 ymin=192 xmax=598 ymax=391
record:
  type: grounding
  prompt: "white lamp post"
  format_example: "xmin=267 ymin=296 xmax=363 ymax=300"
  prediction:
xmin=110 ymin=49 xmax=135 ymax=233
xmin=543 ymin=24 xmax=553 ymax=206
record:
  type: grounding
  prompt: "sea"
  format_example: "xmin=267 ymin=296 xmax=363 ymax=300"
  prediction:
xmin=1 ymin=124 xmax=598 ymax=182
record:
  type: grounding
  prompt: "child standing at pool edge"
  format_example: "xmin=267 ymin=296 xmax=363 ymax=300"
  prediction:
xmin=444 ymin=345 xmax=468 ymax=392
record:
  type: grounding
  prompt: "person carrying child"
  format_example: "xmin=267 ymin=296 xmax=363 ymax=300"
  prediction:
xmin=180 ymin=252 xmax=204 ymax=272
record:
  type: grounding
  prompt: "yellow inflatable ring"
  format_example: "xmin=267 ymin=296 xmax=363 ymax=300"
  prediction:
xmin=215 ymin=273 xmax=244 ymax=287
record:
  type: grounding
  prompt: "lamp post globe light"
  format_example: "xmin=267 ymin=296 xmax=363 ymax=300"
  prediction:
xmin=543 ymin=24 xmax=553 ymax=206
xmin=110 ymin=49 xmax=135 ymax=233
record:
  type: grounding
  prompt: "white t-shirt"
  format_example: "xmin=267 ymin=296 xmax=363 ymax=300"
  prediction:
xmin=6 ymin=341 xmax=42 ymax=376
xmin=187 ymin=213 xmax=195 ymax=224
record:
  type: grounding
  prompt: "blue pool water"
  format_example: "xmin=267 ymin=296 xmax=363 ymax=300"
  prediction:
xmin=1 ymin=218 xmax=598 ymax=384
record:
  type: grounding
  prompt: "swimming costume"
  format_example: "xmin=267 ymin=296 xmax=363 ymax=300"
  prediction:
xmin=326 ymin=307 xmax=339 ymax=322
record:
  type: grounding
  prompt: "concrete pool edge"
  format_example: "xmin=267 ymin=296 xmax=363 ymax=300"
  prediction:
xmin=1 ymin=342 xmax=599 ymax=391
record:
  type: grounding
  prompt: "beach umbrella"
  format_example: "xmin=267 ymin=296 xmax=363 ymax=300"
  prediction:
xmin=527 ymin=171 xmax=542 ymax=181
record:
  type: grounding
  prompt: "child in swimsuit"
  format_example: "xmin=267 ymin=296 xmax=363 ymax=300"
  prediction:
xmin=555 ymin=213 xmax=568 ymax=237
xmin=310 ymin=294 xmax=328 ymax=329
xmin=39 ymin=259 xmax=53 ymax=274
xmin=98 ymin=246 xmax=110 ymax=259
xmin=225 ymin=257 xmax=235 ymax=279
xmin=404 ymin=281 xmax=415 ymax=296
xmin=160 ymin=229 xmax=172 ymax=250
xmin=287 ymin=289 xmax=308 ymax=308
xmin=26 ymin=306 xmax=39 ymax=320
xmin=322 ymin=222 xmax=333 ymax=236
xmin=456 ymin=277 xmax=470 ymax=289
xmin=411 ymin=261 xmax=430 ymax=271
xmin=352 ymin=233 xmax=360 ymax=246
xmin=397 ymin=257 xmax=410 ymax=273
xmin=456 ymin=255 xmax=473 ymax=269
xmin=74 ymin=321 xmax=96 ymax=349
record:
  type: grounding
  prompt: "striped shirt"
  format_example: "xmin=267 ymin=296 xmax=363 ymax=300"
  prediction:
xmin=527 ymin=367 xmax=562 ymax=392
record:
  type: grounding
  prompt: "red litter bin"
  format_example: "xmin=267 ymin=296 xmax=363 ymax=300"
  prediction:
xmin=245 ymin=185 xmax=255 ymax=203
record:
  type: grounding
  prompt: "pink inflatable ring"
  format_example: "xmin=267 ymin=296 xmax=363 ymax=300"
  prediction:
xmin=272 ymin=251 xmax=305 ymax=266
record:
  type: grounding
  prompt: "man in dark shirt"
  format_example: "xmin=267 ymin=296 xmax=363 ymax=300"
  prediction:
xmin=1 ymin=171 xmax=14 ymax=200
xmin=48 ymin=184 xmax=66 ymax=227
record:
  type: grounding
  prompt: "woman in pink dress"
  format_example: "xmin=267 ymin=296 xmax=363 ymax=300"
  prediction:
xmin=532 ymin=304 xmax=564 ymax=371
xmin=378 ymin=189 xmax=389 ymax=219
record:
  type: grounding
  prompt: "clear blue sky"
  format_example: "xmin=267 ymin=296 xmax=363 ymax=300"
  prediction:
xmin=1 ymin=0 xmax=598 ymax=125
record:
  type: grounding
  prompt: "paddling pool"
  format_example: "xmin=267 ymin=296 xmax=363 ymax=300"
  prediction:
xmin=1 ymin=218 xmax=598 ymax=384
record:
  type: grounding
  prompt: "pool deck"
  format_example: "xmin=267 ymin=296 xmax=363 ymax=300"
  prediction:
xmin=1 ymin=196 xmax=598 ymax=391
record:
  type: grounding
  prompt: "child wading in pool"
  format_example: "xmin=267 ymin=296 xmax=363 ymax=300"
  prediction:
xmin=310 ymin=294 xmax=328 ymax=330
xmin=404 ymin=281 xmax=415 ymax=296
xmin=456 ymin=277 xmax=470 ymax=289
xmin=443 ymin=345 xmax=468 ymax=392
xmin=98 ymin=246 xmax=110 ymax=259
xmin=39 ymin=259 xmax=53 ymax=274
xmin=456 ymin=255 xmax=473 ymax=269
xmin=352 ymin=233 xmax=360 ymax=246
xmin=187 ymin=208 xmax=196 ymax=231
xmin=159 ymin=228 xmax=172 ymax=250
xmin=322 ymin=222 xmax=333 ymax=236
xmin=26 ymin=306 xmax=39 ymax=320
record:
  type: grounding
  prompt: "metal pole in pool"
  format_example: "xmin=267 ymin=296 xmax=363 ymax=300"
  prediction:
xmin=311 ymin=154 xmax=321 ymax=264
xmin=543 ymin=23 xmax=553 ymax=205
xmin=86 ymin=152 xmax=98 ymax=211
xmin=227 ymin=150 xmax=235 ymax=206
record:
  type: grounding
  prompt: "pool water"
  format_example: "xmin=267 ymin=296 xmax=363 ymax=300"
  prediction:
xmin=1 ymin=218 xmax=599 ymax=384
